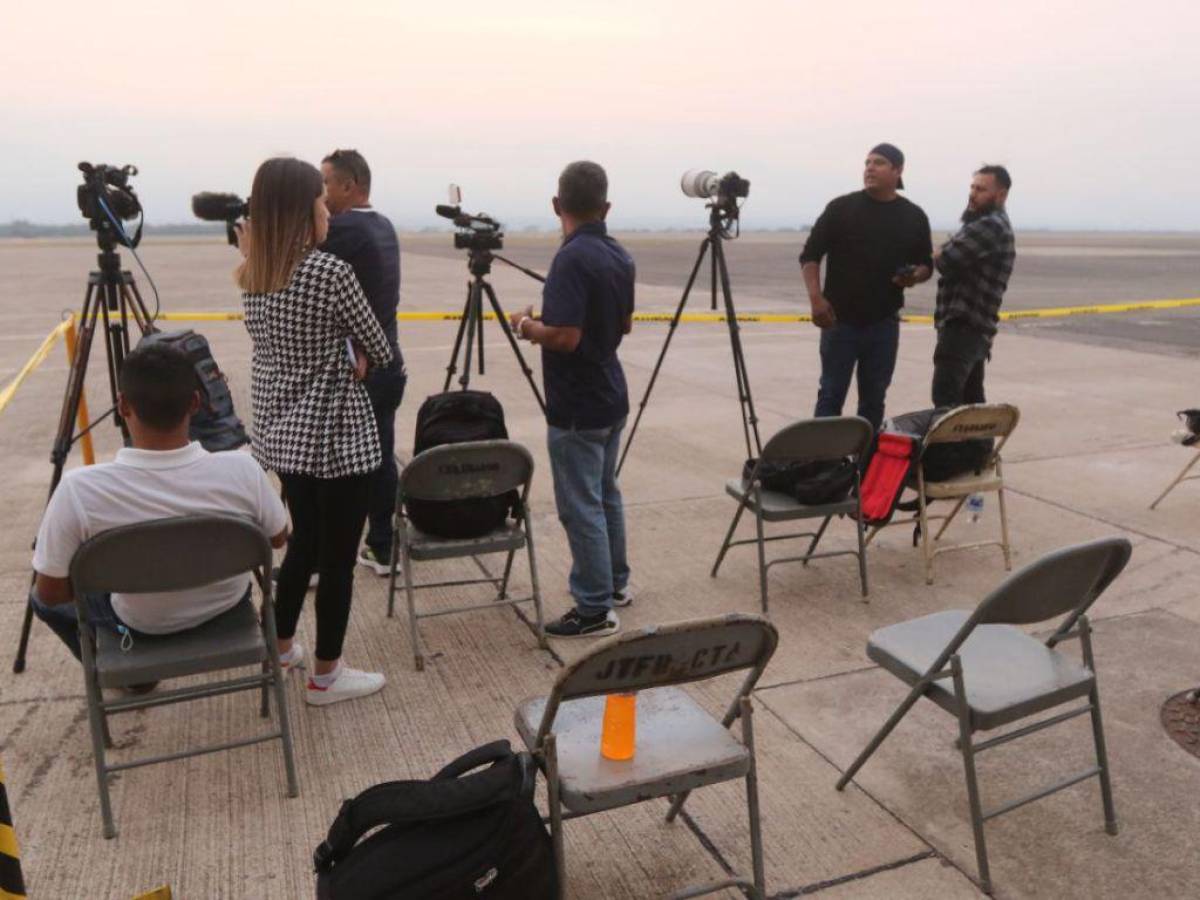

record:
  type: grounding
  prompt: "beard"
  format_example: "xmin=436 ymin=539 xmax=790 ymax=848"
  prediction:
xmin=961 ymin=199 xmax=998 ymax=223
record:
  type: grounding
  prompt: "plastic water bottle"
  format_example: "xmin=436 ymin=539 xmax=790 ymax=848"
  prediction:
xmin=967 ymin=494 xmax=985 ymax=523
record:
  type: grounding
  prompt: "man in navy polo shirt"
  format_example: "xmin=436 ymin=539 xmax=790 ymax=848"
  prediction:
xmin=509 ymin=161 xmax=635 ymax=638
xmin=320 ymin=149 xmax=407 ymax=576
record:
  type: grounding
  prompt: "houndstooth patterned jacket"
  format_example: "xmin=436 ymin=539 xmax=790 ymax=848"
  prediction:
xmin=243 ymin=250 xmax=393 ymax=478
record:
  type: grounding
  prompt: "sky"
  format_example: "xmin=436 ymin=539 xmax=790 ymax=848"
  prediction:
xmin=3 ymin=0 xmax=1198 ymax=231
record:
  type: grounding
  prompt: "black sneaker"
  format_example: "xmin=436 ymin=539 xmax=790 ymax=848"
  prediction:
xmin=544 ymin=609 xmax=619 ymax=639
xmin=612 ymin=588 xmax=634 ymax=608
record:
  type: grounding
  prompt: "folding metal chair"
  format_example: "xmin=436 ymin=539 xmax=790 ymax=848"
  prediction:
xmin=70 ymin=514 xmax=299 ymax=839
xmin=387 ymin=439 xmax=546 ymax=671
xmin=1149 ymin=448 xmax=1200 ymax=510
xmin=836 ymin=537 xmax=1131 ymax=895
xmin=712 ymin=416 xmax=873 ymax=613
xmin=514 ymin=614 xmax=778 ymax=900
xmin=868 ymin=403 xmax=1020 ymax=584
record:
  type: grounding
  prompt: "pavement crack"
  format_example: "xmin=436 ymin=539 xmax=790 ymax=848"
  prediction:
xmin=772 ymin=850 xmax=939 ymax=897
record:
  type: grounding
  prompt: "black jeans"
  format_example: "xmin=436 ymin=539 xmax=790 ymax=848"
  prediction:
xmin=814 ymin=315 xmax=900 ymax=432
xmin=932 ymin=324 xmax=990 ymax=408
xmin=276 ymin=472 xmax=370 ymax=662
xmin=364 ymin=361 xmax=407 ymax=557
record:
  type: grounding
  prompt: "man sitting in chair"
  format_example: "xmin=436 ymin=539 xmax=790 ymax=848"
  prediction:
xmin=30 ymin=342 xmax=289 ymax=669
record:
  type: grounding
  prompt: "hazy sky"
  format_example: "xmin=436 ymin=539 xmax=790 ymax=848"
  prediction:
xmin=5 ymin=1 xmax=1198 ymax=230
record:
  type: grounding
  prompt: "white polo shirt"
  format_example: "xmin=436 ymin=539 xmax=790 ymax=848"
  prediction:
xmin=32 ymin=442 xmax=288 ymax=634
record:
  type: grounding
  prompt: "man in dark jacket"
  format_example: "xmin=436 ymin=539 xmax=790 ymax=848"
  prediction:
xmin=321 ymin=149 xmax=407 ymax=574
xmin=799 ymin=143 xmax=933 ymax=430
xmin=510 ymin=161 xmax=635 ymax=639
xmin=932 ymin=165 xmax=1015 ymax=406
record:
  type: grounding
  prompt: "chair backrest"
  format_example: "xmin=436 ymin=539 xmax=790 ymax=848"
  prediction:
xmin=68 ymin=513 xmax=272 ymax=595
xmin=974 ymin=536 xmax=1132 ymax=628
xmin=399 ymin=440 xmax=533 ymax=502
xmin=761 ymin=416 xmax=873 ymax=464
xmin=535 ymin=614 xmax=778 ymax=741
xmin=923 ymin=403 xmax=1020 ymax=448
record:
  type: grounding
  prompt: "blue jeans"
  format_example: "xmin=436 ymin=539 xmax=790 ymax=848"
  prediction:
xmin=814 ymin=315 xmax=900 ymax=432
xmin=547 ymin=418 xmax=630 ymax=615
xmin=30 ymin=591 xmax=132 ymax=662
xmin=364 ymin=360 xmax=407 ymax=557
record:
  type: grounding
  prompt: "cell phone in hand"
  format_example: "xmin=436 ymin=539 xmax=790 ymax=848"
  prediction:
xmin=345 ymin=337 xmax=356 ymax=367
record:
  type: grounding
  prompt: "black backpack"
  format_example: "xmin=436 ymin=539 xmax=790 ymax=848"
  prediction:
xmin=406 ymin=391 xmax=519 ymax=539
xmin=314 ymin=741 xmax=558 ymax=900
xmin=741 ymin=457 xmax=857 ymax=506
xmin=889 ymin=408 xmax=994 ymax=484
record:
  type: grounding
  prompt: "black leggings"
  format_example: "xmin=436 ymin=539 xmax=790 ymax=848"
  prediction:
xmin=275 ymin=472 xmax=370 ymax=662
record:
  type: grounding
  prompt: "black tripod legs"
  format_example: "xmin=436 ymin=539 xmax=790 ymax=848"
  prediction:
xmin=617 ymin=230 xmax=763 ymax=476
xmin=442 ymin=276 xmax=546 ymax=413
xmin=616 ymin=238 xmax=711 ymax=476
xmin=481 ymin=282 xmax=546 ymax=413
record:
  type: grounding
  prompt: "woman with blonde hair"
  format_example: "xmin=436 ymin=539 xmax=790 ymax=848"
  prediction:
xmin=237 ymin=156 xmax=391 ymax=706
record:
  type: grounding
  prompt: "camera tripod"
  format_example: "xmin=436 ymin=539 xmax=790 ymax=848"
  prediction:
xmin=616 ymin=204 xmax=762 ymax=475
xmin=443 ymin=247 xmax=547 ymax=413
xmin=13 ymin=237 xmax=155 ymax=673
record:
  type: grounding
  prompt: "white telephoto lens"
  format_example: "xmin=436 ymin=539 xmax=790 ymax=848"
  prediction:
xmin=680 ymin=169 xmax=719 ymax=199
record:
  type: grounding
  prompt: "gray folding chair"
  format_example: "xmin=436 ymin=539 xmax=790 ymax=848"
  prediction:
xmin=836 ymin=537 xmax=1131 ymax=895
xmin=712 ymin=416 xmax=873 ymax=613
xmin=1149 ymin=447 xmax=1200 ymax=510
xmin=867 ymin=403 xmax=1020 ymax=585
xmin=387 ymin=440 xmax=546 ymax=671
xmin=515 ymin=614 xmax=778 ymax=900
xmin=69 ymin=514 xmax=299 ymax=839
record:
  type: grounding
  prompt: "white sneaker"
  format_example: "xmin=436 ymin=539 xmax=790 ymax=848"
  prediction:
xmin=357 ymin=547 xmax=398 ymax=577
xmin=305 ymin=664 xmax=386 ymax=707
xmin=279 ymin=642 xmax=306 ymax=674
xmin=612 ymin=587 xmax=634 ymax=608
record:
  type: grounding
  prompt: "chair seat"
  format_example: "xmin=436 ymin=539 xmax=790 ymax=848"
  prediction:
xmin=514 ymin=687 xmax=749 ymax=815
xmin=867 ymin=610 xmax=1094 ymax=731
xmin=725 ymin=478 xmax=857 ymax=522
xmin=406 ymin=522 xmax=526 ymax=561
xmin=923 ymin=467 xmax=1002 ymax=498
xmin=95 ymin=597 xmax=266 ymax=688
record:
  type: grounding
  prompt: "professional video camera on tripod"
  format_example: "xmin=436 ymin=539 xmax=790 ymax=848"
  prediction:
xmin=436 ymin=186 xmax=547 ymax=412
xmin=616 ymin=169 xmax=761 ymax=474
xmin=13 ymin=166 xmax=248 ymax=674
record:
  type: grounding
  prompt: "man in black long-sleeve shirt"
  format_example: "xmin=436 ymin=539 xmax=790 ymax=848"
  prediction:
xmin=799 ymin=143 xmax=933 ymax=430
xmin=321 ymin=149 xmax=407 ymax=575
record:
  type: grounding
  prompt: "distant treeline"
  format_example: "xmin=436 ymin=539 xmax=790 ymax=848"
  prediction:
xmin=1 ymin=219 xmax=811 ymax=238
xmin=0 ymin=219 xmax=226 ymax=238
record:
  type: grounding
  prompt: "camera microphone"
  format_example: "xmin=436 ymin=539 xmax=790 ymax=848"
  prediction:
xmin=192 ymin=192 xmax=249 ymax=222
xmin=435 ymin=204 xmax=463 ymax=222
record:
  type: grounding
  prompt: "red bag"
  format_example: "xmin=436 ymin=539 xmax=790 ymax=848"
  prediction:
xmin=859 ymin=432 xmax=917 ymax=525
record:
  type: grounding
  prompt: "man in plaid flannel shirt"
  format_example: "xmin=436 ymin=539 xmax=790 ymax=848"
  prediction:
xmin=931 ymin=165 xmax=1015 ymax=407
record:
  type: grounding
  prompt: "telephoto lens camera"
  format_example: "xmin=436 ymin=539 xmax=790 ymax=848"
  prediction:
xmin=435 ymin=203 xmax=504 ymax=253
xmin=680 ymin=170 xmax=751 ymax=203
xmin=78 ymin=162 xmax=143 ymax=247
xmin=192 ymin=192 xmax=251 ymax=246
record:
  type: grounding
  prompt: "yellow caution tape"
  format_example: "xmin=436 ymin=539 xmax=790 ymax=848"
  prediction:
xmin=0 ymin=318 xmax=73 ymax=418
xmin=155 ymin=296 xmax=1200 ymax=326
xmin=0 ymin=757 xmax=26 ymax=900
xmin=4 ymin=295 xmax=1198 ymax=421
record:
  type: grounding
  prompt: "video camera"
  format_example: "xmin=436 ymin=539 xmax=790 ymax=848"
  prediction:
xmin=435 ymin=184 xmax=503 ymax=254
xmin=77 ymin=162 xmax=143 ymax=247
xmin=192 ymin=192 xmax=250 ymax=246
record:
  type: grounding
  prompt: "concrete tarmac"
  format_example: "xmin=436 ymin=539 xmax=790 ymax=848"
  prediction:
xmin=1 ymin=235 xmax=1198 ymax=898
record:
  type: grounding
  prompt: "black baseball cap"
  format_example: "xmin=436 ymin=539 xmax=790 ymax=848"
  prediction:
xmin=869 ymin=143 xmax=905 ymax=190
